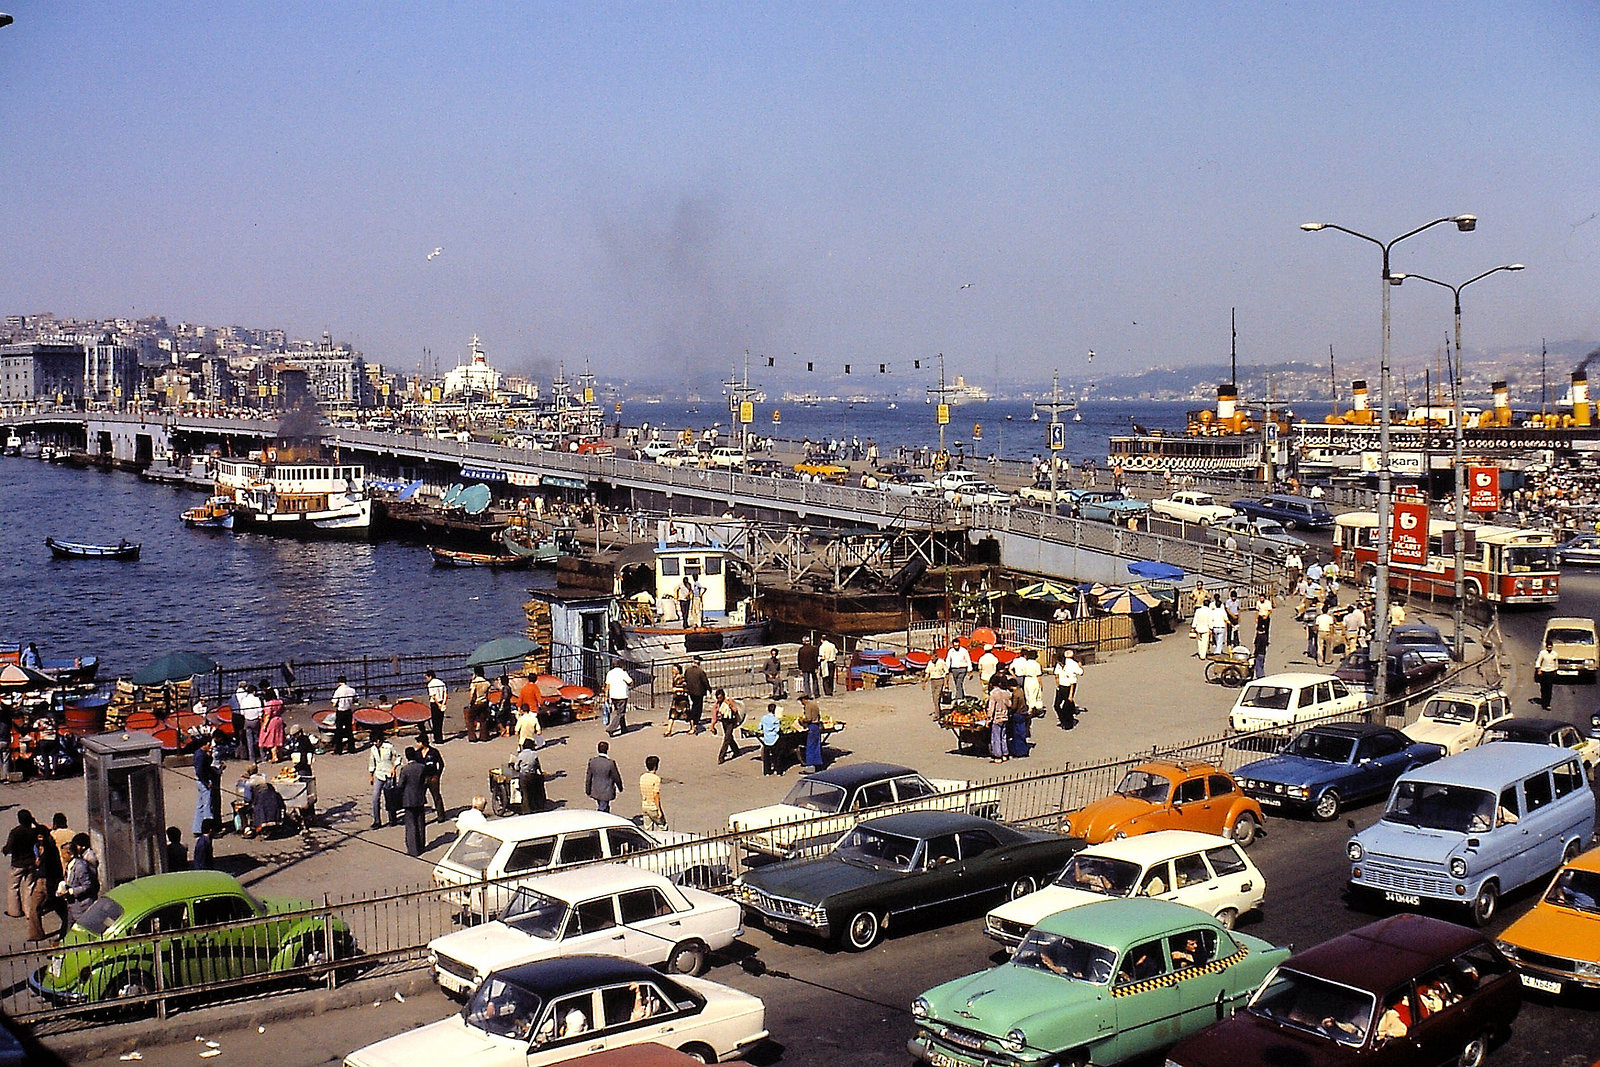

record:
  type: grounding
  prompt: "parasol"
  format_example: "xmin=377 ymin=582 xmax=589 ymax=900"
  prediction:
xmin=0 ymin=663 xmax=56 ymax=690
xmin=131 ymin=650 xmax=218 ymax=686
xmin=1076 ymin=582 xmax=1111 ymax=599
xmin=1127 ymin=560 xmax=1185 ymax=582
xmin=1096 ymin=586 xmax=1164 ymax=614
xmin=1015 ymin=580 xmax=1076 ymax=603
xmin=466 ymin=636 xmax=544 ymax=668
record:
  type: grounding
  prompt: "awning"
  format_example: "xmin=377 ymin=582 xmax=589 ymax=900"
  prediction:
xmin=543 ymin=475 xmax=589 ymax=490
xmin=461 ymin=466 xmax=507 ymax=482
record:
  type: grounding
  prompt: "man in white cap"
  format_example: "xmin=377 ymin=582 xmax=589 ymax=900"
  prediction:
xmin=1054 ymin=649 xmax=1083 ymax=729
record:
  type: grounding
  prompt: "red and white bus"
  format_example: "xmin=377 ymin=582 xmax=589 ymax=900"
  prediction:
xmin=1333 ymin=511 xmax=1560 ymax=605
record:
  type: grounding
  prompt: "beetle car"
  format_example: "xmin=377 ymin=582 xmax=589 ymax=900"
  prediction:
xmin=426 ymin=867 xmax=743 ymax=998
xmin=1482 ymin=716 xmax=1600 ymax=780
xmin=1060 ymin=759 xmax=1264 ymax=847
xmin=343 ymin=956 xmax=768 ymax=1067
xmin=985 ymin=830 xmax=1265 ymax=947
xmin=31 ymin=870 xmax=354 ymax=1004
xmin=1165 ymin=914 xmax=1520 ymax=1067
xmin=1236 ymin=723 xmax=1445 ymax=822
xmin=1542 ymin=616 xmax=1598 ymax=683
xmin=911 ymin=898 xmax=1289 ymax=1067
xmin=1496 ymin=843 xmax=1600 ymax=996
xmin=731 ymin=810 xmax=1085 ymax=951
xmin=1403 ymin=687 xmax=1512 ymax=756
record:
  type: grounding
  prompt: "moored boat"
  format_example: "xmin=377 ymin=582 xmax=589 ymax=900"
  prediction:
xmin=500 ymin=525 xmax=563 ymax=565
xmin=182 ymin=495 xmax=236 ymax=530
xmin=46 ymin=537 xmax=141 ymax=561
xmin=214 ymin=452 xmax=371 ymax=538
xmin=616 ymin=542 xmax=766 ymax=662
xmin=428 ymin=546 xmax=535 ymax=569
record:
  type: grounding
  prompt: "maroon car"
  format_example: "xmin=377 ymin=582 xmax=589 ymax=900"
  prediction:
xmin=1167 ymin=913 xmax=1519 ymax=1067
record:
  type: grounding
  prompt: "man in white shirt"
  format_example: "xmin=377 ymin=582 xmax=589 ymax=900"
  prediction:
xmin=331 ymin=675 xmax=358 ymax=755
xmin=1053 ymin=650 xmax=1084 ymax=729
xmin=425 ymin=669 xmax=448 ymax=744
xmin=977 ymin=645 xmax=1000 ymax=687
xmin=366 ymin=730 xmax=399 ymax=830
xmin=1315 ymin=608 xmax=1337 ymax=666
xmin=1284 ymin=549 xmax=1303 ymax=587
xmin=817 ymin=636 xmax=839 ymax=696
xmin=604 ymin=659 xmax=632 ymax=733
xmin=235 ymin=684 xmax=264 ymax=763
xmin=1192 ymin=596 xmax=1212 ymax=659
xmin=945 ymin=643 xmax=973 ymax=699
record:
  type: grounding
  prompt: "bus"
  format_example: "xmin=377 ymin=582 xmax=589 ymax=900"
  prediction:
xmin=1333 ymin=511 xmax=1560 ymax=605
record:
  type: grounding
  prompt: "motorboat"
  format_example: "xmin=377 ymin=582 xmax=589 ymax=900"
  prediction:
xmin=182 ymin=496 xmax=236 ymax=530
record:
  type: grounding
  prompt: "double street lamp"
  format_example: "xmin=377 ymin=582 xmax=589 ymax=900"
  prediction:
xmin=1392 ymin=264 xmax=1524 ymax=660
xmin=1301 ymin=214 xmax=1477 ymax=709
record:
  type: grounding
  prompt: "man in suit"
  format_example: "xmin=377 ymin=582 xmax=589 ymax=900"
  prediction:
xmin=584 ymin=741 xmax=624 ymax=813
xmin=396 ymin=748 xmax=430 ymax=857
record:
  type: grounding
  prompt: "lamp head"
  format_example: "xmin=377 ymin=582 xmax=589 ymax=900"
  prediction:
xmin=1300 ymin=222 xmax=1326 ymax=232
xmin=1454 ymin=215 xmax=1477 ymax=232
xmin=1387 ymin=273 xmax=1407 ymax=285
xmin=1508 ymin=263 xmax=1525 ymax=271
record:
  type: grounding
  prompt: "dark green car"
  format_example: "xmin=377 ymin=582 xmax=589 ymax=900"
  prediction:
xmin=30 ymin=871 xmax=354 ymax=1004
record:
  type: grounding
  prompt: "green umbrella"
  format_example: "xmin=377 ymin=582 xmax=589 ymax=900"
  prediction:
xmin=1015 ymin=580 xmax=1075 ymax=603
xmin=131 ymin=650 xmax=218 ymax=686
xmin=466 ymin=635 xmax=544 ymax=668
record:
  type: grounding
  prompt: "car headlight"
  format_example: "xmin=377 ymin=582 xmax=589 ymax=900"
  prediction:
xmin=1494 ymin=939 xmax=1517 ymax=959
xmin=911 ymin=997 xmax=929 ymax=1019
xmin=1347 ymin=841 xmax=1363 ymax=862
xmin=1004 ymin=1029 xmax=1027 ymax=1053
xmin=1449 ymin=857 xmax=1468 ymax=879
xmin=1113 ymin=830 xmax=1128 ymax=840
xmin=1286 ymin=786 xmax=1309 ymax=799
xmin=1575 ymin=960 xmax=1600 ymax=979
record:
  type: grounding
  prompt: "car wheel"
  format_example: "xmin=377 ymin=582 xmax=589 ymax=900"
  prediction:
xmin=1470 ymin=881 xmax=1499 ymax=927
xmin=676 ymin=1042 xmax=717 ymax=1063
xmin=1563 ymin=838 xmax=1583 ymax=864
xmin=1007 ymin=876 xmax=1036 ymax=901
xmin=844 ymin=910 xmax=883 ymax=951
xmin=1456 ymin=1030 xmax=1490 ymax=1067
xmin=1312 ymin=790 xmax=1341 ymax=822
xmin=667 ymin=939 xmax=709 ymax=976
xmin=115 ymin=970 xmax=155 ymax=1000
xmin=1214 ymin=908 xmax=1238 ymax=930
xmin=1229 ymin=812 xmax=1259 ymax=846
xmin=1282 ymin=520 xmax=1298 ymax=531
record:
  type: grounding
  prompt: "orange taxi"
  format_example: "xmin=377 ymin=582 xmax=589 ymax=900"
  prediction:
xmin=1061 ymin=759 xmax=1263 ymax=846
xmin=1496 ymin=842 xmax=1600 ymax=997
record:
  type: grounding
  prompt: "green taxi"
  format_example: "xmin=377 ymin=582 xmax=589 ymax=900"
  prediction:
xmin=908 ymin=898 xmax=1287 ymax=1067
xmin=30 ymin=870 xmax=354 ymax=1004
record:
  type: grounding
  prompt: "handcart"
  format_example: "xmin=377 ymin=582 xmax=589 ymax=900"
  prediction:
xmin=488 ymin=765 xmax=523 ymax=817
xmin=1203 ymin=648 xmax=1254 ymax=687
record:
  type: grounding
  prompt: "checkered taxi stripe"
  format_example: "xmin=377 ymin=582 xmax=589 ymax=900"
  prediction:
xmin=1109 ymin=943 xmax=1250 ymax=998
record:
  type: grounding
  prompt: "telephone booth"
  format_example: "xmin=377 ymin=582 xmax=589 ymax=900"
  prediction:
xmin=83 ymin=731 xmax=167 ymax=887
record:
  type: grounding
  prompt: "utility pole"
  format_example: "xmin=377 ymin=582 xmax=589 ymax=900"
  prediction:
xmin=926 ymin=352 xmax=956 ymax=458
xmin=1033 ymin=369 xmax=1074 ymax=516
xmin=723 ymin=351 xmax=762 ymax=459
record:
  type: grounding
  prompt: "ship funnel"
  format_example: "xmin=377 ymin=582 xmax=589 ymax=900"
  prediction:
xmin=1491 ymin=380 xmax=1511 ymax=427
xmin=1574 ymin=371 xmax=1591 ymax=428
xmin=1217 ymin=384 xmax=1238 ymax=423
xmin=1351 ymin=380 xmax=1369 ymax=411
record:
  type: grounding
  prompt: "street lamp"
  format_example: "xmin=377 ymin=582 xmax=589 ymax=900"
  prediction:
xmin=1301 ymin=214 xmax=1477 ymax=709
xmin=1392 ymin=263 xmax=1524 ymax=659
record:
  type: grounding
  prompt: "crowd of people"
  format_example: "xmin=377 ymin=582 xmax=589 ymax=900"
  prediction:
xmin=4 ymin=809 xmax=101 ymax=944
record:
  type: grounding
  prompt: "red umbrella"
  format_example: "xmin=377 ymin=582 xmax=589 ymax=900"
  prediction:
xmin=559 ymin=685 xmax=594 ymax=703
xmin=354 ymin=706 xmax=394 ymax=728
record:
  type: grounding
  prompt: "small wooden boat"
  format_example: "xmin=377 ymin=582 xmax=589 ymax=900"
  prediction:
xmin=46 ymin=537 xmax=141 ymax=561
xmin=500 ymin=526 xmax=562 ymax=564
xmin=182 ymin=495 xmax=236 ymax=530
xmin=429 ymin=545 xmax=535 ymax=569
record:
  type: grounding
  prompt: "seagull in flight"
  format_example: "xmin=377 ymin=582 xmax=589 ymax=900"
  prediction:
xmin=959 ymin=282 xmax=973 ymax=290
xmin=427 ymin=247 xmax=443 ymax=261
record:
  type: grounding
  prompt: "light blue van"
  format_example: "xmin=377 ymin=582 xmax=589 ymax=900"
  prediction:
xmin=1346 ymin=742 xmax=1595 ymax=926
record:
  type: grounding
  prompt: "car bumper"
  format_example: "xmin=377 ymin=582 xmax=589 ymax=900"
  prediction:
xmin=908 ymin=1030 xmax=1034 ymax=1067
xmin=1242 ymin=788 xmax=1312 ymax=812
xmin=27 ymin=968 xmax=87 ymax=1005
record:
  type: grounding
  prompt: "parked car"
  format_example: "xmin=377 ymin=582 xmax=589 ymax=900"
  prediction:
xmin=884 ymin=474 xmax=942 ymax=497
xmin=1496 ymin=842 xmax=1600 ymax=996
xmin=1060 ymin=759 xmax=1264 ymax=846
xmin=343 ymin=956 xmax=768 ymax=1067
xmin=744 ymin=458 xmax=792 ymax=479
xmin=984 ymin=830 xmax=1266 ymax=946
xmin=638 ymin=440 xmax=679 ymax=461
xmin=1482 ymin=715 xmax=1600 ymax=779
xmin=1207 ymin=515 xmax=1308 ymax=560
xmin=31 ymin=871 xmax=354 ymax=1005
xmin=726 ymin=762 xmax=993 ymax=860
xmin=1165 ymin=914 xmax=1521 ymax=1067
xmin=655 ymin=448 xmax=703 ymax=468
xmin=793 ymin=460 xmax=851 ymax=482
xmin=1235 ymin=722 xmax=1445 ymax=821
xmin=730 ymin=810 xmax=1085 ymax=951
xmin=1347 ymin=742 xmax=1596 ymax=925
xmin=1013 ymin=483 xmax=1074 ymax=507
xmin=1388 ymin=622 xmax=1456 ymax=663
xmin=1332 ymin=647 xmax=1451 ymax=700
xmin=1068 ymin=488 xmax=1149 ymax=524
xmin=933 ymin=472 xmax=1009 ymax=506
xmin=1541 ymin=616 xmax=1598 ymax=682
xmin=1227 ymin=672 xmax=1367 ymax=736
xmin=705 ymin=447 xmax=746 ymax=470
xmin=1555 ymin=532 xmax=1600 ymax=566
xmin=426 ymin=867 xmax=743 ymax=998
xmin=1228 ymin=493 xmax=1335 ymax=530
xmin=432 ymin=811 xmax=727 ymax=920
xmin=1402 ymin=687 xmax=1512 ymax=756
xmin=1150 ymin=490 xmax=1237 ymax=526
xmin=912 ymin=899 xmax=1289 ymax=1067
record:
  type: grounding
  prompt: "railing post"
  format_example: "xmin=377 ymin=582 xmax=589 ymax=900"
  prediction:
xmin=152 ymin=927 xmax=167 ymax=1020
xmin=323 ymin=900 xmax=338 ymax=989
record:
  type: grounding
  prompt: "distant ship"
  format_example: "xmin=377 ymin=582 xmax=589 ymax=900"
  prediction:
xmin=946 ymin=375 xmax=991 ymax=405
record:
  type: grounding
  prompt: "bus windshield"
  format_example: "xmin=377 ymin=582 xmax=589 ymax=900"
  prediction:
xmin=1504 ymin=546 xmax=1555 ymax=572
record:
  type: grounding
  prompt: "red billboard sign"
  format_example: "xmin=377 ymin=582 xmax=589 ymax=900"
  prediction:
xmin=1390 ymin=499 xmax=1430 ymax=565
xmin=1467 ymin=464 xmax=1500 ymax=512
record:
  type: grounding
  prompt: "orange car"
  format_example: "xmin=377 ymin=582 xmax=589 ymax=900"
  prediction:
xmin=1496 ymin=842 xmax=1600 ymax=997
xmin=1061 ymin=759 xmax=1263 ymax=846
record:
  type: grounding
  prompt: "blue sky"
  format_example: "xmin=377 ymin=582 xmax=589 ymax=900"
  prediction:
xmin=1 ymin=2 xmax=1595 ymax=390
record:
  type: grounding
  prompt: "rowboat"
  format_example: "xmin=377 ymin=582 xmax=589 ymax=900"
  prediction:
xmin=46 ymin=537 xmax=141 ymax=561
xmin=429 ymin=546 xmax=535 ymax=569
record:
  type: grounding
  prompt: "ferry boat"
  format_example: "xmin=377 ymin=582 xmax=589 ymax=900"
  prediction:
xmin=614 ymin=542 xmax=766 ymax=663
xmin=214 ymin=453 xmax=372 ymax=538
xmin=182 ymin=495 xmax=236 ymax=530
xmin=1107 ymin=384 xmax=1286 ymax=477
xmin=2 ymin=433 xmax=19 ymax=456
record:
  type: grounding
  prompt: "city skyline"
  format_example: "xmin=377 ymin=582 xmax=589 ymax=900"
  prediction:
xmin=0 ymin=3 xmax=1595 ymax=388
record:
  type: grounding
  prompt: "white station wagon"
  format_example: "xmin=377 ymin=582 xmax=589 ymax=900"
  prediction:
xmin=1228 ymin=672 xmax=1366 ymax=736
xmin=428 ymin=866 xmax=743 ymax=998
xmin=983 ymin=830 xmax=1266 ymax=947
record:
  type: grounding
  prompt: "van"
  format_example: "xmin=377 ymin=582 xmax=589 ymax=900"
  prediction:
xmin=1541 ymin=616 xmax=1598 ymax=682
xmin=1347 ymin=742 xmax=1596 ymax=926
xmin=1228 ymin=493 xmax=1335 ymax=530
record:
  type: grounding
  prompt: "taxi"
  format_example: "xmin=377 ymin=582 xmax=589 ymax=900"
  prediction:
xmin=1495 ymin=843 xmax=1600 ymax=997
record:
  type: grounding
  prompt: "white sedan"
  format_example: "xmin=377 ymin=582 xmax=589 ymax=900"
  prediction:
xmin=983 ymin=830 xmax=1266 ymax=946
xmin=344 ymin=956 xmax=767 ymax=1067
xmin=1149 ymin=490 xmax=1237 ymax=525
xmin=428 ymin=867 xmax=743 ymax=998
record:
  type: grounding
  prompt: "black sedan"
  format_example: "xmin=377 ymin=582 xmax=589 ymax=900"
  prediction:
xmin=730 ymin=810 xmax=1084 ymax=952
xmin=1235 ymin=722 xmax=1445 ymax=821
xmin=1333 ymin=647 xmax=1450 ymax=699
xmin=1389 ymin=622 xmax=1455 ymax=662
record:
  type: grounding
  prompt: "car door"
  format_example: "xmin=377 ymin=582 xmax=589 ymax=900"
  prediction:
xmin=1168 ymin=852 xmax=1218 ymax=912
xmin=1203 ymin=845 xmax=1257 ymax=915
xmin=852 ymin=779 xmax=896 ymax=814
xmin=1519 ymin=770 xmax=1562 ymax=876
xmin=566 ymin=894 xmax=627 ymax=958
xmin=952 ymin=829 xmax=1007 ymax=902
xmin=130 ymin=902 xmax=190 ymax=992
xmin=892 ymin=774 xmax=940 ymax=811
xmin=1111 ymin=937 xmax=1183 ymax=1058
xmin=1137 ymin=859 xmax=1177 ymax=899
xmin=1204 ymin=774 xmax=1241 ymax=836
xmin=1169 ymin=927 xmax=1230 ymax=1031
xmin=614 ymin=886 xmax=686 ymax=965
xmin=1165 ymin=775 xmax=1211 ymax=833
xmin=488 ymin=835 xmax=556 ymax=916
xmin=531 ymin=989 xmax=606 ymax=1062
xmin=912 ymin=832 xmax=965 ymax=906
xmin=190 ymin=892 xmax=265 ymax=981
xmin=557 ymin=829 xmax=606 ymax=867
xmin=1349 ymin=732 xmax=1393 ymax=801
xmin=596 ymin=979 xmax=696 ymax=1057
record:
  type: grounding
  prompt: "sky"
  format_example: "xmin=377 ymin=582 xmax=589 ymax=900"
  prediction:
xmin=1 ymin=2 xmax=1596 ymax=392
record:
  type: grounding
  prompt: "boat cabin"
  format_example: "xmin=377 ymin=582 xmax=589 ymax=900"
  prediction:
xmin=653 ymin=544 xmax=731 ymax=616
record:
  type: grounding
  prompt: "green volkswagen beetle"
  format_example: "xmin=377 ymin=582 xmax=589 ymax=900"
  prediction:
xmin=908 ymin=898 xmax=1287 ymax=1067
xmin=30 ymin=870 xmax=354 ymax=1005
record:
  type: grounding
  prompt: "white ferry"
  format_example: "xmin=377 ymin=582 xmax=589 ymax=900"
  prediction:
xmin=214 ymin=452 xmax=372 ymax=538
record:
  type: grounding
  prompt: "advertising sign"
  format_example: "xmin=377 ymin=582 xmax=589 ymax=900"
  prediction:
xmin=1390 ymin=499 xmax=1430 ymax=565
xmin=1360 ymin=451 xmax=1425 ymax=476
xmin=1467 ymin=464 xmax=1500 ymax=512
xmin=936 ymin=403 xmax=950 ymax=426
xmin=740 ymin=401 xmax=754 ymax=424
xmin=1049 ymin=421 xmax=1066 ymax=451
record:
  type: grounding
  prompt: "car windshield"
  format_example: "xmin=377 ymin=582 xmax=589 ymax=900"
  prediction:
xmin=1506 ymin=546 xmax=1555 ymax=571
xmin=1392 ymin=629 xmax=1442 ymax=647
xmin=1383 ymin=781 xmax=1495 ymax=833
xmin=74 ymin=896 xmax=124 ymax=937
xmin=444 ymin=831 xmax=504 ymax=875
xmin=1012 ymin=931 xmax=1116 ymax=984
xmin=464 ymin=974 xmax=543 ymax=1040
xmin=1240 ymin=684 xmax=1293 ymax=711
xmin=1544 ymin=868 xmax=1600 ymax=914
xmin=1422 ymin=699 xmax=1474 ymax=723
xmin=1482 ymin=726 xmax=1541 ymax=745
xmin=1114 ymin=770 xmax=1171 ymax=803
xmin=1052 ymin=854 xmax=1140 ymax=896
xmin=1249 ymin=968 xmax=1374 ymax=1047
xmin=1547 ymin=628 xmax=1595 ymax=645
xmin=1288 ymin=732 xmax=1356 ymax=763
xmin=499 ymin=888 xmax=569 ymax=939
xmin=783 ymin=779 xmax=847 ymax=813
xmin=834 ymin=826 xmax=920 ymax=871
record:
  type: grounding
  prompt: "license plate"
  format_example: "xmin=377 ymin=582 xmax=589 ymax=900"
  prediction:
xmin=1257 ymin=797 xmax=1282 ymax=807
xmin=1520 ymin=974 xmax=1563 ymax=995
xmin=928 ymin=1050 xmax=965 ymax=1067
xmin=765 ymin=918 xmax=790 ymax=934
xmin=1384 ymin=891 xmax=1422 ymax=905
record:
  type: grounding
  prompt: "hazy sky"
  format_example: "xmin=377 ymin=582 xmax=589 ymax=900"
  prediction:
xmin=1 ymin=2 xmax=1595 ymax=391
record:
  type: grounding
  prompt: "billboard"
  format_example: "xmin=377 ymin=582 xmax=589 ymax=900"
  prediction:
xmin=1390 ymin=499 xmax=1430 ymax=565
xmin=1467 ymin=464 xmax=1500 ymax=512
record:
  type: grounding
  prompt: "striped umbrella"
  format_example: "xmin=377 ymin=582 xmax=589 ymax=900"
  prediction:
xmin=1015 ymin=580 xmax=1075 ymax=603
xmin=1096 ymin=585 xmax=1164 ymax=615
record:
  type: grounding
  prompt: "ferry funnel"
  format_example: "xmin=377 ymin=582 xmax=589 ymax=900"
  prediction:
xmin=1491 ymin=381 xmax=1511 ymax=427
xmin=1345 ymin=379 xmax=1373 ymax=425
xmin=1217 ymin=384 xmax=1238 ymax=428
xmin=1573 ymin=371 xmax=1591 ymax=428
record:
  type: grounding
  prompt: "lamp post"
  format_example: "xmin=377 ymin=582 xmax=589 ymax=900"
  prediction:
xmin=1301 ymin=214 xmax=1477 ymax=709
xmin=1393 ymin=264 xmax=1524 ymax=659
